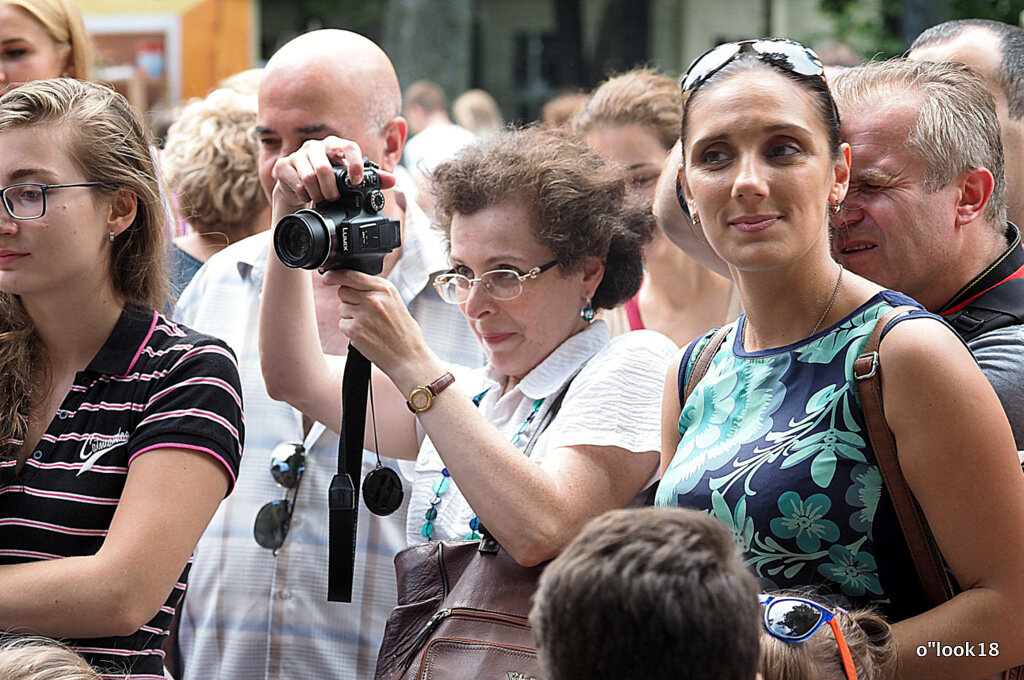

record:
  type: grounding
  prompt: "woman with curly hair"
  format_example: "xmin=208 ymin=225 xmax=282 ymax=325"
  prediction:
xmin=162 ymin=82 xmax=268 ymax=299
xmin=259 ymin=125 xmax=675 ymax=562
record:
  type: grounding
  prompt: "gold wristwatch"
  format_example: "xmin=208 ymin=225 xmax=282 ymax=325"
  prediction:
xmin=406 ymin=372 xmax=455 ymax=413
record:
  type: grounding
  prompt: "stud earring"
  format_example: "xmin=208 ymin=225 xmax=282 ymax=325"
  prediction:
xmin=109 ymin=230 xmax=115 ymax=243
xmin=692 ymin=213 xmax=701 ymax=225
xmin=829 ymin=201 xmax=843 ymax=216
xmin=580 ymin=297 xmax=595 ymax=323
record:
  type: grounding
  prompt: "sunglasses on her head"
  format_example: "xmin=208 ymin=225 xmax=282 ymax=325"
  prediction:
xmin=681 ymin=38 xmax=826 ymax=93
xmin=759 ymin=593 xmax=859 ymax=680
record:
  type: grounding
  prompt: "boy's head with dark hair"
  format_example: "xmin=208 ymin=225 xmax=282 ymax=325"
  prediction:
xmin=530 ymin=507 xmax=761 ymax=680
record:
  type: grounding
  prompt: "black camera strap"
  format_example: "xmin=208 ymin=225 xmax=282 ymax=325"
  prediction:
xmin=327 ymin=345 xmax=371 ymax=602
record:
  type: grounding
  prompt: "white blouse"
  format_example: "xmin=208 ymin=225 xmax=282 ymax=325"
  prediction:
xmin=406 ymin=321 xmax=676 ymax=545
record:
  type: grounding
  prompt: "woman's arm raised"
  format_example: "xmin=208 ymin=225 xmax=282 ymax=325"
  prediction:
xmin=653 ymin=141 xmax=731 ymax=279
xmin=881 ymin=318 xmax=1024 ymax=679
xmin=408 ymin=333 xmax=672 ymax=567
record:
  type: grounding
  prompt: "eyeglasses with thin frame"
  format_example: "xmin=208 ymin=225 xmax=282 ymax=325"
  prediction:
xmin=681 ymin=39 xmax=827 ymax=93
xmin=0 ymin=182 xmax=109 ymax=220
xmin=253 ymin=442 xmax=306 ymax=552
xmin=433 ymin=259 xmax=559 ymax=305
xmin=759 ymin=593 xmax=859 ymax=680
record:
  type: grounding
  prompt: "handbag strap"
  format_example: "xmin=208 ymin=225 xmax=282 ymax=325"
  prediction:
xmin=681 ymin=322 xmax=734 ymax=406
xmin=852 ymin=305 xmax=955 ymax=607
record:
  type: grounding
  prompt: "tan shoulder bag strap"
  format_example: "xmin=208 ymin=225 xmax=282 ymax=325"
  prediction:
xmin=853 ymin=305 xmax=956 ymax=607
xmin=682 ymin=322 xmax=734 ymax=406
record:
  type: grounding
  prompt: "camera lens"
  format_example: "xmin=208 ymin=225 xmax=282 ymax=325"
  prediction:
xmin=273 ymin=210 xmax=333 ymax=269
xmin=282 ymin=225 xmax=311 ymax=257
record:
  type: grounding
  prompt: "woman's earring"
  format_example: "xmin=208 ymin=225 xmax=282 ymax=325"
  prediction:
xmin=829 ymin=201 xmax=843 ymax=217
xmin=692 ymin=213 xmax=701 ymax=226
xmin=109 ymin=230 xmax=115 ymax=243
xmin=580 ymin=297 xmax=595 ymax=322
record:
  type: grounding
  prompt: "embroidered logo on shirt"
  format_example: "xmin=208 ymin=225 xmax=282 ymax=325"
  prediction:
xmin=76 ymin=431 xmax=129 ymax=476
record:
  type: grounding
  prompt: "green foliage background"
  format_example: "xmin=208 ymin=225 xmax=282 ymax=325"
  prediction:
xmin=820 ymin=0 xmax=1023 ymax=60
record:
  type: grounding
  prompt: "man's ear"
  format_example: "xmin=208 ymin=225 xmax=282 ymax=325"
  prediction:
xmin=378 ymin=116 xmax=408 ymax=172
xmin=107 ymin=188 xmax=137 ymax=238
xmin=830 ymin=143 xmax=851 ymax=204
xmin=956 ymin=166 xmax=995 ymax=227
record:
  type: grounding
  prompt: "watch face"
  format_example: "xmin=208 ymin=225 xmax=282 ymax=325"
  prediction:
xmin=409 ymin=388 xmax=431 ymax=411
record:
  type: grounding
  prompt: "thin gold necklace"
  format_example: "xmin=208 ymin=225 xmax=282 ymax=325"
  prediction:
xmin=743 ymin=264 xmax=844 ymax=345
xmin=810 ymin=264 xmax=844 ymax=336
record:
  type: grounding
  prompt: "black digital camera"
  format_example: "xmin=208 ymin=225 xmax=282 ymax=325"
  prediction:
xmin=273 ymin=158 xmax=401 ymax=275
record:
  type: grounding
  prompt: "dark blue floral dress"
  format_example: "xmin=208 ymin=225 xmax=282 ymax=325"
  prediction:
xmin=657 ymin=290 xmax=939 ymax=620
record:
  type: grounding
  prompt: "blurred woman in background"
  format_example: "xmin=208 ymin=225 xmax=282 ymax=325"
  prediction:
xmin=0 ymin=0 xmax=92 ymax=88
xmin=574 ymin=68 xmax=737 ymax=346
xmin=161 ymin=83 xmax=268 ymax=300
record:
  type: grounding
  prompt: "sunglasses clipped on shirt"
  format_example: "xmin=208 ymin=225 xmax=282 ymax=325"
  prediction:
xmin=759 ymin=593 xmax=860 ymax=680
xmin=253 ymin=441 xmax=307 ymax=552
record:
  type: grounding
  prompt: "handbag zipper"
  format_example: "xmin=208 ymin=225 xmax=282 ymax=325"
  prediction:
xmin=398 ymin=607 xmax=531 ymax=672
xmin=400 ymin=609 xmax=452 ymax=672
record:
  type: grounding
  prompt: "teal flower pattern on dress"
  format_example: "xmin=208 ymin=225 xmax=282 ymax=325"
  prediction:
xmin=658 ymin=292 xmax=931 ymax=616
xmin=664 ymin=328 xmax=788 ymax=496
xmin=769 ymin=491 xmax=840 ymax=552
xmin=711 ymin=490 xmax=754 ymax=552
xmin=818 ymin=537 xmax=884 ymax=597
xmin=796 ymin=308 xmax=878 ymax=367
xmin=846 ymin=463 xmax=882 ymax=537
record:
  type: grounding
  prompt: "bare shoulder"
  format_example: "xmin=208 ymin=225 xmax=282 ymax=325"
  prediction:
xmin=877 ymin=313 xmax=971 ymax=365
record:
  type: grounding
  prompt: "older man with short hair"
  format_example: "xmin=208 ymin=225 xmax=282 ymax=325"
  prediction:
xmin=829 ymin=58 xmax=1024 ymax=450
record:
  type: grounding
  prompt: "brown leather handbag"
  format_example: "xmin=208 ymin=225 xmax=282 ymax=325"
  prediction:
xmin=855 ymin=306 xmax=1024 ymax=680
xmin=374 ymin=370 xmax=585 ymax=680
xmin=374 ymin=534 xmax=545 ymax=680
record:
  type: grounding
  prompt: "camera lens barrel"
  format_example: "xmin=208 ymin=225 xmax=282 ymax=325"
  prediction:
xmin=273 ymin=209 xmax=333 ymax=269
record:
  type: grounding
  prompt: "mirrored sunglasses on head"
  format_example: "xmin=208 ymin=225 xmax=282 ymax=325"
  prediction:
xmin=759 ymin=593 xmax=859 ymax=680
xmin=681 ymin=38 xmax=825 ymax=93
xmin=254 ymin=442 xmax=306 ymax=552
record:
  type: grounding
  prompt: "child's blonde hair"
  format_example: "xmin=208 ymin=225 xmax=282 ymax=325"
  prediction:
xmin=0 ymin=637 xmax=101 ymax=680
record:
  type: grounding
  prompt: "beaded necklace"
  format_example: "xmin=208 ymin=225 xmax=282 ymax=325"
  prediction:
xmin=420 ymin=390 xmax=546 ymax=541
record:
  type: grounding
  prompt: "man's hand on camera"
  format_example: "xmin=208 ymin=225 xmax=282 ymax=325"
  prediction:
xmin=271 ymin=136 xmax=397 ymax=213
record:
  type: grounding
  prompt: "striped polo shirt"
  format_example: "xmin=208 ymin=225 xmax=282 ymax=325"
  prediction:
xmin=0 ymin=304 xmax=244 ymax=679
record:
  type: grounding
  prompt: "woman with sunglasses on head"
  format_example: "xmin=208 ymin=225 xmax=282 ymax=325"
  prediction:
xmin=574 ymin=68 xmax=738 ymax=346
xmin=259 ymin=125 xmax=675 ymax=564
xmin=759 ymin=592 xmax=896 ymax=680
xmin=657 ymin=39 xmax=1024 ymax=678
xmin=0 ymin=79 xmax=243 ymax=678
